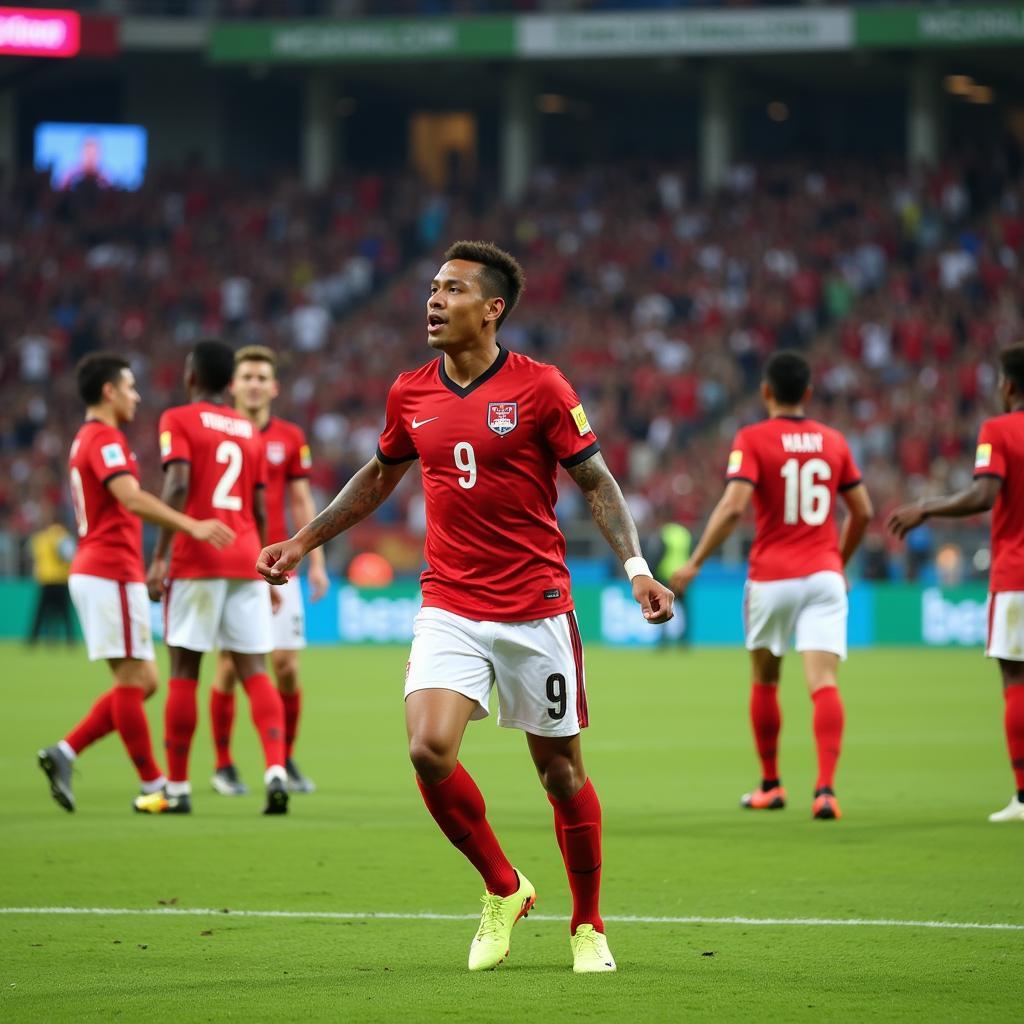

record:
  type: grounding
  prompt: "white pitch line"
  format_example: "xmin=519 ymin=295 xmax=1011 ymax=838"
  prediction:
xmin=1 ymin=907 xmax=1022 ymax=932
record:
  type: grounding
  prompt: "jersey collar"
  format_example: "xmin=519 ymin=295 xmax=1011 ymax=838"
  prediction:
xmin=438 ymin=345 xmax=509 ymax=399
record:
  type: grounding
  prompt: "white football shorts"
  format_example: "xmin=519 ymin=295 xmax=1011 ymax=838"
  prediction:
xmin=743 ymin=570 xmax=848 ymax=660
xmin=69 ymin=574 xmax=155 ymax=662
xmin=270 ymin=577 xmax=306 ymax=651
xmin=987 ymin=591 xmax=1024 ymax=662
xmin=164 ymin=578 xmax=273 ymax=654
xmin=404 ymin=607 xmax=589 ymax=737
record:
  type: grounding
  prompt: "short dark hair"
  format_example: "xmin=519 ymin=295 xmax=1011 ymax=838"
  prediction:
xmin=443 ymin=240 xmax=526 ymax=331
xmin=191 ymin=339 xmax=236 ymax=393
xmin=999 ymin=343 xmax=1024 ymax=393
xmin=764 ymin=350 xmax=812 ymax=405
xmin=76 ymin=352 xmax=130 ymax=406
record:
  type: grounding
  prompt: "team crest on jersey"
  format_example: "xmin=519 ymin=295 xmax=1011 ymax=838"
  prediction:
xmin=266 ymin=441 xmax=287 ymax=465
xmin=487 ymin=402 xmax=518 ymax=436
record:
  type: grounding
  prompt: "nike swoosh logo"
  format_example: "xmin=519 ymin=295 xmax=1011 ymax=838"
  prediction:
xmin=411 ymin=416 xmax=439 ymax=429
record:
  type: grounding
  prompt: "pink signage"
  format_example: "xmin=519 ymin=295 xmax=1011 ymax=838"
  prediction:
xmin=0 ymin=7 xmax=80 ymax=58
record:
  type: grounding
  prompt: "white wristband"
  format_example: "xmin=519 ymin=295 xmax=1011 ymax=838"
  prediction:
xmin=624 ymin=557 xmax=652 ymax=581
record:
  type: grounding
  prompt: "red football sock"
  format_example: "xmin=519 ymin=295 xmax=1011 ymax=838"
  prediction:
xmin=750 ymin=682 xmax=781 ymax=783
xmin=210 ymin=689 xmax=236 ymax=771
xmin=281 ymin=689 xmax=301 ymax=760
xmin=64 ymin=689 xmax=116 ymax=755
xmin=164 ymin=678 xmax=199 ymax=784
xmin=112 ymin=686 xmax=163 ymax=783
xmin=549 ymin=778 xmax=604 ymax=935
xmin=241 ymin=673 xmax=285 ymax=770
xmin=1003 ymin=684 xmax=1024 ymax=793
xmin=417 ymin=762 xmax=518 ymax=897
xmin=812 ymin=686 xmax=845 ymax=792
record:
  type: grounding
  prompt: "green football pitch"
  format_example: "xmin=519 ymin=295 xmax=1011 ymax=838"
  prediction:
xmin=1 ymin=643 xmax=1021 ymax=1022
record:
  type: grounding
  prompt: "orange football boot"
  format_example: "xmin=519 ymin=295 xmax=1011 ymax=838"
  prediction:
xmin=741 ymin=785 xmax=787 ymax=810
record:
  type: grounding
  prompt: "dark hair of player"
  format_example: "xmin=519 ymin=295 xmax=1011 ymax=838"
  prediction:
xmin=764 ymin=351 xmax=812 ymax=406
xmin=76 ymin=352 xmax=130 ymax=406
xmin=443 ymin=240 xmax=526 ymax=331
xmin=191 ymin=339 xmax=236 ymax=393
xmin=999 ymin=343 xmax=1024 ymax=394
xmin=235 ymin=345 xmax=278 ymax=373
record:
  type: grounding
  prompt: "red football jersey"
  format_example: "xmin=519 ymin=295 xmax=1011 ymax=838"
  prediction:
xmin=377 ymin=347 xmax=599 ymax=621
xmin=973 ymin=411 xmax=1024 ymax=592
xmin=726 ymin=416 xmax=861 ymax=582
xmin=68 ymin=420 xmax=145 ymax=582
xmin=159 ymin=401 xmax=267 ymax=580
xmin=260 ymin=417 xmax=312 ymax=545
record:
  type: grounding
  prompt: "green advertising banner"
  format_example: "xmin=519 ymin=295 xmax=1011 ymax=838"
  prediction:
xmin=873 ymin=584 xmax=989 ymax=647
xmin=208 ymin=16 xmax=516 ymax=63
xmin=856 ymin=5 xmax=1024 ymax=47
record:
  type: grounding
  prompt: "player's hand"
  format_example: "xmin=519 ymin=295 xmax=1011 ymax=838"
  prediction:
xmin=269 ymin=586 xmax=283 ymax=614
xmin=632 ymin=576 xmax=675 ymax=624
xmin=190 ymin=518 xmax=236 ymax=550
xmin=670 ymin=561 xmax=700 ymax=596
xmin=146 ymin=557 xmax=167 ymax=602
xmin=887 ymin=501 xmax=926 ymax=540
xmin=257 ymin=537 xmax=305 ymax=585
xmin=308 ymin=562 xmax=330 ymax=603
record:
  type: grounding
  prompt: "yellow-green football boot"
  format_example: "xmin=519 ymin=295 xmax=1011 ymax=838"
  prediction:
xmin=467 ymin=870 xmax=536 ymax=971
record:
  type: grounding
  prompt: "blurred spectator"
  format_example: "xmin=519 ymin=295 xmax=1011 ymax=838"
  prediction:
xmin=27 ymin=506 xmax=75 ymax=645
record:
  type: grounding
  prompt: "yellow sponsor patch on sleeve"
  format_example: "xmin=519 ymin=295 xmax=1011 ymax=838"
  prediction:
xmin=570 ymin=403 xmax=591 ymax=436
xmin=300 ymin=444 xmax=312 ymax=469
xmin=975 ymin=443 xmax=992 ymax=469
xmin=160 ymin=430 xmax=172 ymax=458
xmin=727 ymin=450 xmax=743 ymax=475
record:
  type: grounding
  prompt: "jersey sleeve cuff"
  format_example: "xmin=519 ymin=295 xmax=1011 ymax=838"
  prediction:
xmin=101 ymin=469 xmax=132 ymax=487
xmin=838 ymin=478 xmax=863 ymax=492
xmin=560 ymin=440 xmax=601 ymax=469
xmin=376 ymin=445 xmax=419 ymax=466
xmin=973 ymin=471 xmax=1004 ymax=481
xmin=725 ymin=475 xmax=756 ymax=486
xmin=285 ymin=473 xmax=311 ymax=482
xmin=162 ymin=458 xmax=189 ymax=469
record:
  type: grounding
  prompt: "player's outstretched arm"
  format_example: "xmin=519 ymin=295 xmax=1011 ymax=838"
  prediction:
xmin=257 ymin=456 xmax=413 ymax=584
xmin=567 ymin=452 xmax=674 ymax=624
xmin=287 ymin=478 xmax=329 ymax=601
xmin=670 ymin=481 xmax=753 ymax=596
xmin=107 ymin=475 xmax=235 ymax=549
xmin=887 ymin=477 xmax=1001 ymax=540
xmin=838 ymin=483 xmax=874 ymax=564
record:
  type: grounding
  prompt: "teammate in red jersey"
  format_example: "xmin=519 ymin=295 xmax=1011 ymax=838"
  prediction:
xmin=672 ymin=352 xmax=873 ymax=820
xmin=136 ymin=340 xmax=289 ymax=817
xmin=889 ymin=343 xmax=1024 ymax=823
xmin=37 ymin=352 xmax=235 ymax=813
xmin=257 ymin=241 xmax=673 ymax=973
xmin=209 ymin=345 xmax=329 ymax=797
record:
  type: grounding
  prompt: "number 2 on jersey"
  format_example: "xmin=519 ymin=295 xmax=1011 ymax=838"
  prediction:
xmin=212 ymin=440 xmax=243 ymax=511
xmin=780 ymin=457 xmax=831 ymax=526
xmin=454 ymin=441 xmax=477 ymax=490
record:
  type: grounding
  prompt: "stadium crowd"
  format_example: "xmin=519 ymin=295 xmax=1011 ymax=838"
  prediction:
xmin=2 ymin=149 xmax=1020 ymax=577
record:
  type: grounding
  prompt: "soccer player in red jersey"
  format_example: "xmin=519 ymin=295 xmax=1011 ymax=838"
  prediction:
xmin=137 ymin=340 xmax=289 ymax=816
xmin=889 ymin=343 xmax=1024 ymax=823
xmin=209 ymin=346 xmax=329 ymax=797
xmin=38 ymin=353 xmax=235 ymax=812
xmin=672 ymin=352 xmax=874 ymax=820
xmin=258 ymin=241 xmax=674 ymax=973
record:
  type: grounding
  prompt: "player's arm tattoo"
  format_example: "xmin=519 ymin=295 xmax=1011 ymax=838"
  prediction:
xmin=296 ymin=456 xmax=412 ymax=553
xmin=566 ymin=452 xmax=642 ymax=563
xmin=153 ymin=461 xmax=190 ymax=560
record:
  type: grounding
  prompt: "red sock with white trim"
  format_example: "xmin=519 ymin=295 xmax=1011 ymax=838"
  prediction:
xmin=164 ymin=678 xmax=198 ymax=786
xmin=112 ymin=686 xmax=163 ymax=784
xmin=210 ymin=689 xmax=236 ymax=771
xmin=417 ymin=762 xmax=518 ymax=897
xmin=750 ymin=682 xmax=782 ymax=787
xmin=64 ymin=689 xmax=116 ymax=756
xmin=549 ymin=779 xmax=604 ymax=934
xmin=281 ymin=690 xmax=301 ymax=760
xmin=241 ymin=673 xmax=286 ymax=771
xmin=812 ymin=686 xmax=844 ymax=792
xmin=1003 ymin=684 xmax=1024 ymax=799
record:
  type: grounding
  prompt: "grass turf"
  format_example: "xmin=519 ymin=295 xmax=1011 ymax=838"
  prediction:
xmin=1 ymin=643 xmax=1021 ymax=1021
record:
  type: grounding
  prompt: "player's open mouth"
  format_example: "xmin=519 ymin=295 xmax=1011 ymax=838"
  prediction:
xmin=427 ymin=315 xmax=446 ymax=334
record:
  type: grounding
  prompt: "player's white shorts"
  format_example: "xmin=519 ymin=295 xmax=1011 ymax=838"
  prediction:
xmin=165 ymin=578 xmax=273 ymax=655
xmin=744 ymin=570 xmax=848 ymax=660
xmin=270 ymin=577 xmax=306 ymax=651
xmin=404 ymin=607 xmax=588 ymax=737
xmin=987 ymin=592 xmax=1024 ymax=662
xmin=69 ymin=574 xmax=155 ymax=662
